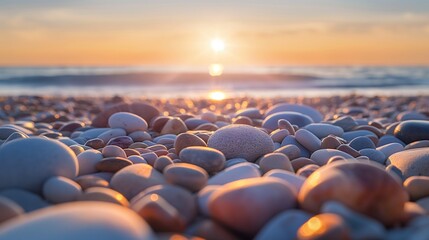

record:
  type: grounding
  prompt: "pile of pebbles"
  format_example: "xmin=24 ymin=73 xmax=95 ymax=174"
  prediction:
xmin=0 ymin=95 xmax=429 ymax=239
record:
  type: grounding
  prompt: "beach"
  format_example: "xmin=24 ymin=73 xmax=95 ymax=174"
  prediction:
xmin=0 ymin=93 xmax=429 ymax=239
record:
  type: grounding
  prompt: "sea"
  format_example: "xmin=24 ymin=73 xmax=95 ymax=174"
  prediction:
xmin=0 ymin=66 xmax=428 ymax=98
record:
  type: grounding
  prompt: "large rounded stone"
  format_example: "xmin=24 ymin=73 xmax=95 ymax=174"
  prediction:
xmin=209 ymin=178 xmax=296 ymax=237
xmin=387 ymin=148 xmax=429 ymax=178
xmin=299 ymin=161 xmax=408 ymax=226
xmin=110 ymin=164 xmax=166 ymax=199
xmin=92 ymin=102 xmax=160 ymax=128
xmin=394 ymin=120 xmax=429 ymax=144
xmin=208 ymin=124 xmax=274 ymax=162
xmin=108 ymin=112 xmax=148 ymax=133
xmin=179 ymin=146 xmax=225 ymax=173
xmin=0 ymin=202 xmax=156 ymax=240
xmin=262 ymin=112 xmax=314 ymax=131
xmin=0 ymin=137 xmax=78 ymax=192
xmin=265 ymin=103 xmax=323 ymax=123
xmin=163 ymin=163 xmax=208 ymax=192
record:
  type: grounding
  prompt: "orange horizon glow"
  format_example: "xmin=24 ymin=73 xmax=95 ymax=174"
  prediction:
xmin=0 ymin=2 xmax=428 ymax=67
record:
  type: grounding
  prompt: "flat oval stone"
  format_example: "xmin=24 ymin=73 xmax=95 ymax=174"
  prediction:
xmin=208 ymin=124 xmax=274 ymax=162
xmin=78 ymin=187 xmax=129 ymax=207
xmin=304 ymin=123 xmax=344 ymax=138
xmin=310 ymin=149 xmax=354 ymax=166
xmin=97 ymin=128 xmax=127 ymax=143
xmin=387 ymin=148 xmax=429 ymax=178
xmin=110 ymin=164 xmax=167 ymax=199
xmin=376 ymin=143 xmax=404 ymax=158
xmin=209 ymin=178 xmax=296 ymax=237
xmin=264 ymin=169 xmax=305 ymax=195
xmin=174 ymin=133 xmax=207 ymax=155
xmin=164 ymin=163 xmax=208 ymax=192
xmin=179 ymin=146 xmax=225 ymax=173
xmin=359 ymin=149 xmax=386 ymax=164
xmin=259 ymin=153 xmax=293 ymax=174
xmin=107 ymin=136 xmax=133 ymax=149
xmin=0 ymin=137 xmax=78 ymax=192
xmin=0 ymin=189 xmax=50 ymax=212
xmin=0 ymin=202 xmax=156 ymax=240
xmin=262 ymin=112 xmax=314 ymax=131
xmin=349 ymin=136 xmax=376 ymax=151
xmin=299 ymin=161 xmax=408 ymax=226
xmin=208 ymin=162 xmax=261 ymax=186
xmin=404 ymin=176 xmax=429 ymax=201
xmin=43 ymin=176 xmax=82 ymax=204
xmin=108 ymin=112 xmax=148 ymax=133
xmin=265 ymin=103 xmax=323 ymax=123
xmin=295 ymin=129 xmax=321 ymax=153
xmin=236 ymin=108 xmax=263 ymax=119
xmin=102 ymin=145 xmax=127 ymax=158
xmin=395 ymin=120 xmax=429 ymax=144
xmin=77 ymin=149 xmax=103 ymax=176
xmin=95 ymin=157 xmax=133 ymax=173
xmin=160 ymin=117 xmax=188 ymax=135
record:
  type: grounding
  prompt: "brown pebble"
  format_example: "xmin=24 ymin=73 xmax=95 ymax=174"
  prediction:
xmin=297 ymin=213 xmax=350 ymax=240
xmin=296 ymin=164 xmax=320 ymax=178
xmin=321 ymin=136 xmax=341 ymax=149
xmin=75 ymin=175 xmax=110 ymax=190
xmin=291 ymin=157 xmax=318 ymax=172
xmin=161 ymin=117 xmax=188 ymax=135
xmin=95 ymin=157 xmax=133 ymax=172
xmin=78 ymin=187 xmax=129 ymax=207
xmin=259 ymin=153 xmax=293 ymax=174
xmin=154 ymin=156 xmax=174 ymax=172
xmin=163 ymin=163 xmax=208 ymax=192
xmin=85 ymin=138 xmax=105 ymax=149
xmin=404 ymin=176 xmax=429 ymax=201
xmin=337 ymin=144 xmax=360 ymax=158
xmin=124 ymin=148 xmax=141 ymax=157
xmin=174 ymin=133 xmax=207 ymax=155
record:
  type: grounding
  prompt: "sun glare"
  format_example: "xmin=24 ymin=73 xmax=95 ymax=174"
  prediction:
xmin=209 ymin=91 xmax=226 ymax=101
xmin=209 ymin=64 xmax=224 ymax=76
xmin=211 ymin=38 xmax=225 ymax=52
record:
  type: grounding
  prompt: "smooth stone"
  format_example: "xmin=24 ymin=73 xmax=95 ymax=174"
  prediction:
xmin=92 ymin=102 xmax=160 ymax=128
xmin=208 ymin=162 xmax=261 ymax=186
xmin=262 ymin=111 xmax=314 ymax=131
xmin=164 ymin=163 xmax=208 ymax=192
xmin=236 ymin=108 xmax=263 ymax=119
xmin=209 ymin=178 xmax=296 ymax=237
xmin=332 ymin=116 xmax=358 ymax=131
xmin=277 ymin=119 xmax=295 ymax=134
xmin=131 ymin=194 xmax=185 ymax=232
xmin=153 ymin=156 xmax=174 ymax=172
xmin=342 ymin=130 xmax=377 ymax=142
xmin=174 ymin=133 xmax=207 ymax=155
xmin=255 ymin=209 xmax=311 ymax=240
xmin=69 ymin=145 xmax=85 ymax=156
xmin=224 ymin=158 xmax=248 ymax=168
xmin=359 ymin=149 xmax=386 ymax=164
xmin=110 ymin=164 xmax=167 ymax=199
xmin=264 ymin=169 xmax=305 ymax=195
xmin=58 ymin=137 xmax=79 ymax=146
xmin=265 ymin=103 xmax=323 ymax=123
xmin=78 ymin=187 xmax=129 ymax=207
xmin=140 ymin=152 xmax=158 ymax=166
xmin=270 ymin=129 xmax=290 ymax=143
xmin=0 ymin=202 xmax=156 ymax=240
xmin=179 ymin=146 xmax=225 ymax=173
xmin=404 ymin=176 xmax=429 ymax=201
xmin=280 ymin=136 xmax=310 ymax=158
xmin=0 ymin=196 xmax=24 ymax=223
xmin=128 ymin=131 xmax=152 ymax=142
xmin=96 ymin=157 xmax=133 ymax=173
xmin=184 ymin=118 xmax=210 ymax=130
xmin=0 ymin=127 xmax=26 ymax=140
xmin=43 ymin=176 xmax=82 ymax=204
xmin=376 ymin=143 xmax=404 ymax=158
xmin=197 ymin=185 xmax=220 ymax=216
xmin=405 ymin=140 xmax=429 ymax=150
xmin=291 ymin=157 xmax=318 ymax=172
xmin=377 ymin=135 xmax=405 ymax=147
xmin=416 ymin=197 xmax=429 ymax=213
xmin=321 ymin=201 xmax=386 ymax=240
xmin=201 ymin=111 xmax=217 ymax=123
xmin=107 ymin=136 xmax=133 ymax=149
xmin=127 ymin=155 xmax=147 ymax=164
xmin=97 ymin=128 xmax=127 ymax=143
xmin=310 ymin=149 xmax=354 ymax=166
xmin=349 ymin=136 xmax=376 ymax=151
xmin=259 ymin=153 xmax=293 ymax=174
xmin=0 ymin=189 xmax=50 ymax=212
xmin=387 ymin=148 xmax=429 ymax=178
xmin=299 ymin=161 xmax=408 ymax=226
xmin=74 ymin=175 xmax=109 ymax=190
xmin=394 ymin=120 xmax=429 ymax=144
xmin=321 ymin=136 xmax=342 ymax=149
xmin=386 ymin=164 xmax=404 ymax=182
xmin=274 ymin=144 xmax=301 ymax=160
xmin=108 ymin=112 xmax=148 ymax=134
xmin=4 ymin=132 xmax=29 ymax=143
xmin=84 ymin=138 xmax=105 ymax=149
xmin=397 ymin=111 xmax=428 ymax=121
xmin=79 ymin=128 xmax=109 ymax=140
xmin=131 ymin=185 xmax=197 ymax=226
xmin=297 ymin=213 xmax=350 ymax=240
xmin=304 ymin=123 xmax=344 ymax=138
xmin=160 ymin=117 xmax=188 ymax=135
xmin=0 ymin=137 xmax=78 ymax=192
xmin=102 ymin=145 xmax=127 ymax=158
xmin=296 ymin=164 xmax=320 ymax=178
xmin=295 ymin=129 xmax=321 ymax=153
xmin=208 ymin=124 xmax=274 ymax=162
xmin=77 ymin=149 xmax=103 ymax=176
xmin=186 ymin=218 xmax=240 ymax=240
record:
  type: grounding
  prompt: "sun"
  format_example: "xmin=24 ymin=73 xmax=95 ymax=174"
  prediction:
xmin=209 ymin=90 xmax=226 ymax=101
xmin=211 ymin=38 xmax=225 ymax=52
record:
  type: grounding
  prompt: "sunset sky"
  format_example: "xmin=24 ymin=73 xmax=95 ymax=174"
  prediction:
xmin=1 ymin=0 xmax=429 ymax=66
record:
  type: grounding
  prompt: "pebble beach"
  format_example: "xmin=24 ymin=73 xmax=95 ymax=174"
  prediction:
xmin=0 ymin=94 xmax=429 ymax=239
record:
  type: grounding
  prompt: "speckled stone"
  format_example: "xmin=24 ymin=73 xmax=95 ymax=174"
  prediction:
xmin=208 ymin=124 xmax=274 ymax=162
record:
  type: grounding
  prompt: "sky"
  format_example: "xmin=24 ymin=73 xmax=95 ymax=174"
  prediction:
xmin=0 ymin=0 xmax=429 ymax=66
